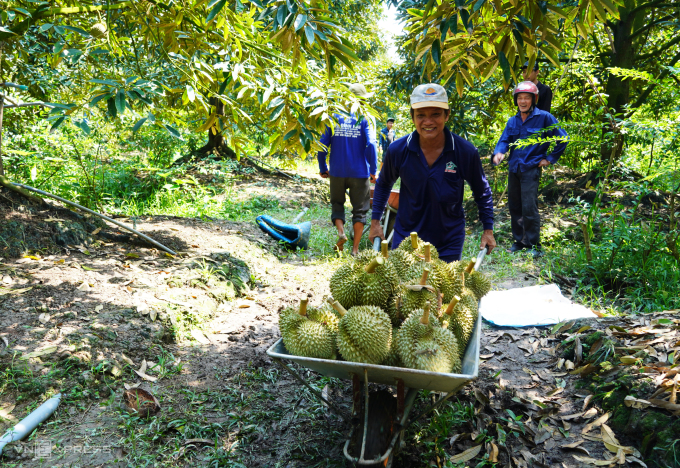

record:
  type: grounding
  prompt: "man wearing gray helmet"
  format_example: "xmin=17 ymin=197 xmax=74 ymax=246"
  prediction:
xmin=369 ymin=84 xmax=496 ymax=262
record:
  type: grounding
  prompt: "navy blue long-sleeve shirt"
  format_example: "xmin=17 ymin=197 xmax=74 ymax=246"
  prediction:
xmin=372 ymin=128 xmax=494 ymax=258
xmin=317 ymin=114 xmax=378 ymax=178
xmin=493 ymin=107 xmax=568 ymax=173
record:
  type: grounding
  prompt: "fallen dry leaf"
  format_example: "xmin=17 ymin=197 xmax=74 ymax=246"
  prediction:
xmin=561 ymin=440 xmax=585 ymax=449
xmin=561 ymin=412 xmax=584 ymax=421
xmin=488 ymin=442 xmax=499 ymax=463
xmin=583 ymin=395 xmax=594 ymax=412
xmin=572 ymin=455 xmax=616 ymax=466
xmin=565 ymin=360 xmax=575 ymax=370
xmin=450 ymin=445 xmax=482 ymax=463
xmin=582 ymin=412 xmax=610 ymax=434
xmin=20 ymin=345 xmax=58 ymax=360
xmin=649 ymin=399 xmax=680 ymax=412
xmin=38 ymin=313 xmax=51 ymax=324
xmin=1 ymin=335 xmax=8 ymax=347
xmin=624 ymin=395 xmax=651 ymax=409
xmin=134 ymin=359 xmax=158 ymax=382
xmin=626 ymin=456 xmax=648 ymax=467
xmin=191 ymin=329 xmax=211 ymax=345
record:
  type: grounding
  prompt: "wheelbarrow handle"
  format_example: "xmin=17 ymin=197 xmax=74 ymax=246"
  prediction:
xmin=474 ymin=247 xmax=488 ymax=271
xmin=373 ymin=237 xmax=382 ymax=252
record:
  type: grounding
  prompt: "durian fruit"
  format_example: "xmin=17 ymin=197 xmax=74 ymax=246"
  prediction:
xmin=360 ymin=255 xmax=399 ymax=308
xmin=330 ymin=300 xmax=392 ymax=364
xmin=387 ymin=248 xmax=417 ymax=281
xmin=89 ymin=22 xmax=108 ymax=38
xmin=279 ymin=299 xmax=338 ymax=359
xmin=330 ymin=255 xmax=398 ymax=309
xmin=329 ymin=261 xmax=363 ymax=309
xmin=440 ymin=280 xmax=478 ymax=359
xmin=464 ymin=261 xmax=492 ymax=300
xmin=382 ymin=328 xmax=404 ymax=367
xmin=397 ymin=265 xmax=439 ymax=318
xmin=405 ymin=243 xmax=447 ymax=298
xmin=397 ymin=232 xmax=440 ymax=261
xmin=396 ymin=302 xmax=461 ymax=373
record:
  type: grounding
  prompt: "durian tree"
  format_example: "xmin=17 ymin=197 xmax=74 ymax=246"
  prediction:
xmin=397 ymin=0 xmax=680 ymax=165
xmin=0 ymin=0 xmax=380 ymax=161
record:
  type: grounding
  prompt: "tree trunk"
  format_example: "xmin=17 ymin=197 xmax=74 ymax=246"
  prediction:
xmin=600 ymin=11 xmax=635 ymax=163
xmin=197 ymin=98 xmax=236 ymax=159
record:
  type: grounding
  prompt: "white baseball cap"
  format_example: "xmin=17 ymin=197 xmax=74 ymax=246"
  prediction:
xmin=410 ymin=83 xmax=449 ymax=109
xmin=349 ymin=83 xmax=374 ymax=98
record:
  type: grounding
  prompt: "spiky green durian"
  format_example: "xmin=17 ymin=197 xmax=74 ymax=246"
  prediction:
xmin=382 ymin=328 xmax=404 ymax=367
xmin=396 ymin=303 xmax=460 ymax=373
xmin=279 ymin=299 xmax=338 ymax=359
xmin=467 ymin=268 xmax=491 ymax=300
xmin=360 ymin=256 xmax=399 ymax=308
xmin=330 ymin=262 xmax=363 ymax=309
xmin=330 ymin=255 xmax=398 ymax=309
xmin=398 ymin=266 xmax=439 ymax=317
xmin=397 ymin=233 xmax=440 ymax=261
xmin=442 ymin=288 xmax=477 ymax=359
xmin=387 ymin=248 xmax=416 ymax=281
xmin=331 ymin=300 xmax=392 ymax=364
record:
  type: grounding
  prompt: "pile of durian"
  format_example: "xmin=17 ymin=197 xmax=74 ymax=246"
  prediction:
xmin=278 ymin=233 xmax=491 ymax=374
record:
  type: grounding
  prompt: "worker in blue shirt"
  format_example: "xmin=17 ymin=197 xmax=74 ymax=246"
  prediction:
xmin=493 ymin=81 xmax=568 ymax=257
xmin=318 ymin=83 xmax=378 ymax=256
xmin=369 ymin=83 xmax=496 ymax=262
xmin=379 ymin=117 xmax=396 ymax=155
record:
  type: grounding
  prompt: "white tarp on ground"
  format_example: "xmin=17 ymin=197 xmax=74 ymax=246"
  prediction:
xmin=479 ymin=283 xmax=597 ymax=327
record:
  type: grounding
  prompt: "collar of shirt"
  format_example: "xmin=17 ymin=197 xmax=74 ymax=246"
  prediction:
xmin=513 ymin=105 xmax=541 ymax=124
xmin=405 ymin=127 xmax=456 ymax=154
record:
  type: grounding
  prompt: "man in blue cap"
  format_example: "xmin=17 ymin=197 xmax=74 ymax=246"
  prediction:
xmin=493 ymin=81 xmax=568 ymax=257
xmin=318 ymin=83 xmax=378 ymax=256
xmin=369 ymin=83 xmax=496 ymax=262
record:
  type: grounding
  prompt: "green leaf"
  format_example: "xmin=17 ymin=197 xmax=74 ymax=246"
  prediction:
xmin=115 ymin=90 xmax=127 ymax=114
xmin=89 ymin=93 xmax=112 ymax=107
xmin=63 ymin=25 xmax=90 ymax=36
xmin=50 ymin=116 xmax=67 ymax=132
xmin=163 ymin=124 xmax=181 ymax=138
xmin=132 ymin=118 xmax=148 ymax=133
xmin=270 ymin=102 xmax=285 ymax=121
xmin=283 ymin=129 xmax=297 ymax=141
xmin=473 ymin=0 xmax=485 ymax=12
xmin=431 ymin=39 xmax=441 ymax=65
xmin=294 ymin=14 xmax=307 ymax=31
xmin=498 ymin=50 xmax=511 ymax=83
xmin=89 ymin=78 xmax=119 ymax=86
xmin=0 ymin=26 xmax=16 ymax=35
xmin=304 ymin=24 xmax=315 ymax=45
xmin=207 ymin=0 xmax=227 ymax=22
xmin=186 ymin=85 xmax=195 ymax=102
xmin=107 ymin=97 xmax=117 ymax=118
xmin=268 ymin=96 xmax=284 ymax=109
xmin=39 ymin=23 xmax=52 ymax=32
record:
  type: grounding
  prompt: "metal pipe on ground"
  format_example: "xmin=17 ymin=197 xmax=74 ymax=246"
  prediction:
xmin=10 ymin=182 xmax=177 ymax=256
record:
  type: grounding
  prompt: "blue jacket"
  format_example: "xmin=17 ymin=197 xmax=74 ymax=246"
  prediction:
xmin=317 ymin=115 xmax=378 ymax=178
xmin=379 ymin=127 xmax=396 ymax=153
xmin=493 ymin=107 xmax=568 ymax=173
xmin=372 ymin=128 xmax=494 ymax=258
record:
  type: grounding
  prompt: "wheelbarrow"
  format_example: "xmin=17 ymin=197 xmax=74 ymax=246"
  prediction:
xmin=266 ymin=249 xmax=486 ymax=466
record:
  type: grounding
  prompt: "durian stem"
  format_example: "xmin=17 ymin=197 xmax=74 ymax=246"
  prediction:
xmin=444 ymin=296 xmax=460 ymax=316
xmin=419 ymin=267 xmax=430 ymax=286
xmin=410 ymin=232 xmax=418 ymax=249
xmin=364 ymin=256 xmax=385 ymax=273
xmin=299 ymin=298 xmax=308 ymax=316
xmin=329 ymin=299 xmax=347 ymax=317
xmin=424 ymin=243 xmax=431 ymax=262
xmin=381 ymin=240 xmax=389 ymax=258
xmin=420 ymin=302 xmax=431 ymax=324
xmin=465 ymin=260 xmax=475 ymax=274
xmin=460 ymin=272 xmax=465 ymax=289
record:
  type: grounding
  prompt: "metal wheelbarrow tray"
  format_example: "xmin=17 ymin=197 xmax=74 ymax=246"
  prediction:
xmin=266 ymin=312 xmax=482 ymax=466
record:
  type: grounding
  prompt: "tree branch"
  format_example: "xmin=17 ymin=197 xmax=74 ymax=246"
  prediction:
xmin=629 ymin=0 xmax=671 ymax=16
xmin=630 ymin=14 xmax=677 ymax=40
xmin=627 ymin=48 xmax=680 ymax=116
xmin=0 ymin=2 xmax=132 ymax=41
xmin=636 ymin=34 xmax=680 ymax=61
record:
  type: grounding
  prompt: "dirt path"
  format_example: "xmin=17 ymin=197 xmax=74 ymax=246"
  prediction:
xmin=1 ymin=177 xmax=671 ymax=468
